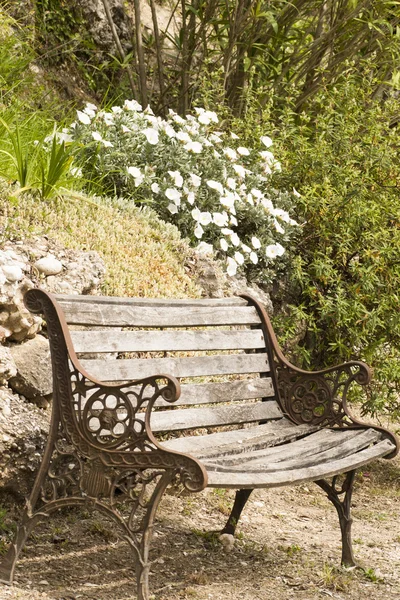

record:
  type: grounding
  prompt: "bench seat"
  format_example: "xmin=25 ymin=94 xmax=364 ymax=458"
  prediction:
xmin=164 ymin=422 xmax=394 ymax=487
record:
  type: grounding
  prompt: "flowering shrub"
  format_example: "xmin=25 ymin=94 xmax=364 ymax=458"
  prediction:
xmin=68 ymin=101 xmax=299 ymax=280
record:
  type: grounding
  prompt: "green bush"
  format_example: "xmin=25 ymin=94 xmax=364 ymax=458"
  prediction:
xmin=267 ymin=77 xmax=400 ymax=418
xmin=68 ymin=101 xmax=300 ymax=281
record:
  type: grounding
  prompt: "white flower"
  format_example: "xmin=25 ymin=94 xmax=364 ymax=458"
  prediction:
xmin=213 ymin=212 xmax=228 ymax=227
xmin=205 ymin=110 xmax=218 ymax=123
xmin=167 ymin=203 xmax=178 ymax=214
xmin=251 ymin=188 xmax=263 ymax=199
xmin=265 ymin=243 xmax=285 ymax=259
xmin=251 ymin=236 xmax=261 ymax=249
xmin=56 ymin=131 xmax=73 ymax=143
xmin=194 ymin=223 xmax=204 ymax=239
xmin=111 ymin=106 xmax=123 ymax=114
xmin=77 ymin=110 xmax=91 ymax=125
xmin=103 ymin=113 xmax=114 ymax=126
xmin=226 ymin=257 xmax=238 ymax=276
xmin=220 ymin=238 xmax=229 ymax=251
xmin=231 ymin=232 xmax=240 ymax=246
xmin=195 ymin=108 xmax=218 ymax=125
xmin=206 ymin=180 xmax=224 ymax=194
xmin=197 ymin=113 xmax=211 ymax=125
xmin=237 ymin=146 xmax=250 ymax=156
xmin=246 ymin=193 xmax=254 ymax=205
xmin=164 ymin=124 xmax=176 ymax=138
xmin=273 ymin=208 xmax=291 ymax=223
xmin=143 ymin=128 xmax=159 ymax=145
xmin=220 ymin=194 xmax=235 ymax=209
xmin=185 ymin=141 xmax=203 ymax=153
xmin=226 ymin=177 xmax=236 ymax=190
xmin=274 ymin=219 xmax=285 ymax=234
xmin=250 ymin=251 xmax=258 ymax=264
xmin=232 ymin=164 xmax=246 ymax=178
xmin=84 ymin=107 xmax=96 ymax=119
xmin=191 ymin=207 xmax=201 ymax=221
xmin=173 ymin=114 xmax=186 ymax=125
xmin=198 ymin=211 xmax=212 ymax=226
xmin=121 ymin=125 xmax=131 ymax=133
xmin=241 ymin=244 xmax=251 ymax=253
xmin=262 ymin=198 xmax=274 ymax=212
xmin=231 ymin=132 xmax=239 ymax=139
xmin=293 ymin=187 xmax=301 ymax=197
xmin=234 ymin=251 xmax=244 ymax=265
xmin=128 ymin=166 xmax=142 ymax=178
xmin=197 ymin=241 xmax=214 ymax=255
xmin=190 ymin=173 xmax=201 ymax=187
xmin=124 ymin=99 xmax=142 ymax=111
xmin=102 ymin=140 xmax=113 ymax=148
xmin=261 ymin=135 xmax=273 ymax=147
xmin=85 ymin=102 xmax=97 ymax=112
xmin=165 ymin=188 xmax=182 ymax=204
xmin=144 ymin=105 xmax=154 ymax=115
xmin=151 ymin=182 xmax=160 ymax=194
xmin=176 ymin=131 xmax=191 ymax=143
xmin=213 ymin=150 xmax=221 ymax=158
xmin=259 ymin=150 xmax=275 ymax=163
xmin=221 ymin=228 xmax=233 ymax=235
xmin=186 ymin=191 xmax=195 ymax=204
xmin=168 ymin=170 xmax=183 ymax=188
xmin=230 ymin=215 xmax=238 ymax=226
xmin=223 ymin=147 xmax=237 ymax=161
xmin=134 ymin=175 xmax=144 ymax=187
xmin=273 ymin=161 xmax=282 ymax=172
xmin=210 ymin=133 xmax=223 ymax=144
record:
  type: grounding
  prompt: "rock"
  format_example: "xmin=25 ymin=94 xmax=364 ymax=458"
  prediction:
xmin=34 ymin=255 xmax=63 ymax=276
xmin=1 ymin=265 xmax=23 ymax=282
xmin=0 ymin=388 xmax=49 ymax=498
xmin=0 ymin=238 xmax=105 ymax=342
xmin=72 ymin=0 xmax=132 ymax=53
xmin=9 ymin=335 xmax=53 ymax=401
xmin=0 ymin=346 xmax=17 ymax=385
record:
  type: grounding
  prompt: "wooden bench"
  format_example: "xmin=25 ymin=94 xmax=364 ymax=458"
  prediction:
xmin=0 ymin=289 xmax=398 ymax=599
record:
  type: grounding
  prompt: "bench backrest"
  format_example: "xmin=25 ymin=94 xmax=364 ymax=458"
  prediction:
xmin=53 ymin=294 xmax=283 ymax=439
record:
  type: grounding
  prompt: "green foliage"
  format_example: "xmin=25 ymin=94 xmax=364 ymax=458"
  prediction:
xmin=266 ymin=75 xmax=400 ymax=417
xmin=40 ymin=135 xmax=74 ymax=199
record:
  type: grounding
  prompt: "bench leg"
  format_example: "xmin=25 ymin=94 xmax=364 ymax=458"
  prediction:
xmin=315 ymin=470 xmax=356 ymax=567
xmin=221 ymin=489 xmax=253 ymax=535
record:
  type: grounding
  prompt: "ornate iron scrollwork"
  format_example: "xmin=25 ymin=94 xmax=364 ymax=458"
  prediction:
xmin=274 ymin=360 xmax=369 ymax=428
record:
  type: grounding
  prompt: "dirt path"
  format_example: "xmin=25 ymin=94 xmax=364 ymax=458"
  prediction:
xmin=0 ymin=456 xmax=399 ymax=600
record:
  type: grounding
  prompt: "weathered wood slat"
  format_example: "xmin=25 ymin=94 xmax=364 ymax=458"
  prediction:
xmin=80 ymin=377 xmax=275 ymax=410
xmin=163 ymin=419 xmax=319 ymax=455
xmin=205 ymin=438 xmax=395 ymax=488
xmin=71 ymin=329 xmax=265 ymax=354
xmin=81 ymin=352 xmax=269 ymax=381
xmin=56 ymin=295 xmax=248 ymax=307
xmin=149 ymin=400 xmax=282 ymax=432
xmin=204 ymin=429 xmax=382 ymax=472
xmin=59 ymin=302 xmax=260 ymax=327
xmin=199 ymin=428 xmax=351 ymax=464
xmin=159 ymin=378 xmax=275 ymax=406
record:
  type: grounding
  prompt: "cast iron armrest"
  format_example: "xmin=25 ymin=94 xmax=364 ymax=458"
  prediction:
xmin=66 ymin=368 xmax=209 ymax=493
xmin=241 ymin=293 xmax=399 ymax=458
xmin=24 ymin=288 xmax=208 ymax=493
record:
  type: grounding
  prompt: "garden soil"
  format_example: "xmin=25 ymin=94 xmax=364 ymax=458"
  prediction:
xmin=0 ymin=455 xmax=399 ymax=600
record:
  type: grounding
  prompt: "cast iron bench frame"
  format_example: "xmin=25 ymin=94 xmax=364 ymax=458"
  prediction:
xmin=0 ymin=289 xmax=398 ymax=599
